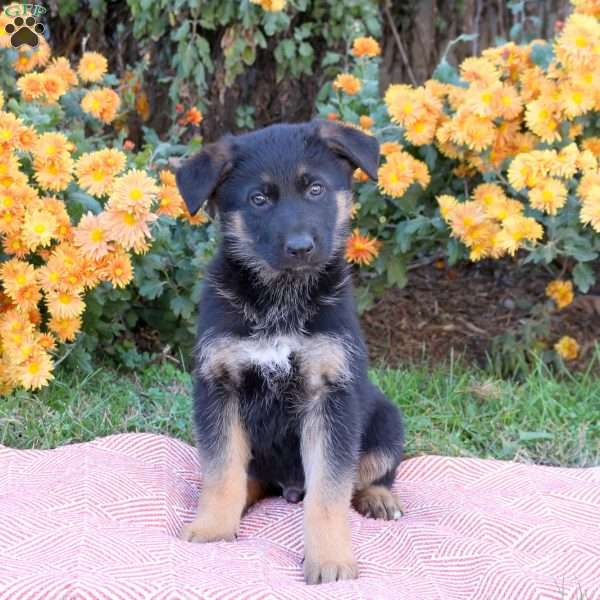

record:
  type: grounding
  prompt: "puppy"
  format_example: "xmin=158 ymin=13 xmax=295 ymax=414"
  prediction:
xmin=176 ymin=119 xmax=404 ymax=585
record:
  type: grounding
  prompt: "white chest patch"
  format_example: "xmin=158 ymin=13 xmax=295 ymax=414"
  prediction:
xmin=196 ymin=332 xmax=353 ymax=390
xmin=242 ymin=336 xmax=294 ymax=373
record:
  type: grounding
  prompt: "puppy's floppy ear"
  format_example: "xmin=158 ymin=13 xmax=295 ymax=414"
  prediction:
xmin=314 ymin=118 xmax=380 ymax=180
xmin=176 ymin=136 xmax=233 ymax=216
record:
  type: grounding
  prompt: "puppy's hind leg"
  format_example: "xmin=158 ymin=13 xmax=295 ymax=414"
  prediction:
xmin=353 ymin=384 xmax=405 ymax=521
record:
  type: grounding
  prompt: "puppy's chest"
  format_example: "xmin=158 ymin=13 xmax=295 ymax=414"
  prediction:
xmin=197 ymin=333 xmax=351 ymax=399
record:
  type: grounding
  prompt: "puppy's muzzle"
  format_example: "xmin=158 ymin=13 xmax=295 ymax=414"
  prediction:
xmin=285 ymin=233 xmax=315 ymax=260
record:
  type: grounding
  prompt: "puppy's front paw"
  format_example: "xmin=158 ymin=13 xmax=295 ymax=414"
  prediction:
xmin=353 ymin=485 xmax=404 ymax=520
xmin=304 ymin=556 xmax=358 ymax=585
xmin=180 ymin=515 xmax=239 ymax=543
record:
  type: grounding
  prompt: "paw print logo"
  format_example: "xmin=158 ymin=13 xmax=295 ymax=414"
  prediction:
xmin=5 ymin=16 xmax=45 ymax=48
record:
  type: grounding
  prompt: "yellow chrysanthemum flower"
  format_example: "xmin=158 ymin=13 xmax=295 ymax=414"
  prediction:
xmin=380 ymin=141 xmax=403 ymax=156
xmin=33 ymin=154 xmax=74 ymax=192
xmin=460 ymin=56 xmax=501 ymax=86
xmin=578 ymin=170 xmax=600 ymax=202
xmin=473 ymin=183 xmax=506 ymax=207
xmin=554 ymin=336 xmax=579 ymax=361
xmin=556 ymin=13 xmax=600 ymax=69
xmin=450 ymin=109 xmax=496 ymax=152
xmin=529 ymin=179 xmax=568 ymax=215
xmin=546 ymin=280 xmax=574 ymax=309
xmin=447 ymin=201 xmax=488 ymax=239
xmin=0 ymin=258 xmax=37 ymax=300
xmin=580 ymin=195 xmax=600 ymax=232
xmin=45 ymin=57 xmax=78 ymax=89
xmin=22 ymin=209 xmax=58 ymax=250
xmin=549 ymin=144 xmax=579 ymax=179
xmin=494 ymin=215 xmax=544 ymax=256
xmin=561 ymin=85 xmax=594 ymax=119
xmin=404 ymin=118 xmax=436 ymax=146
xmin=377 ymin=151 xmax=429 ymax=198
xmin=77 ymin=52 xmax=108 ymax=82
xmin=495 ymin=84 xmax=523 ymax=120
xmin=17 ymin=350 xmax=54 ymax=390
xmin=525 ymin=99 xmax=561 ymax=143
xmin=437 ymin=194 xmax=459 ymax=221
xmin=571 ymin=0 xmax=600 ymax=17
xmin=108 ymin=169 xmax=158 ymax=213
xmin=250 ymin=0 xmax=286 ymax=11
xmin=103 ymin=208 xmax=157 ymax=251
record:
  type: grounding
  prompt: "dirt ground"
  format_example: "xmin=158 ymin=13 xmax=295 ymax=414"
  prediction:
xmin=361 ymin=259 xmax=600 ymax=371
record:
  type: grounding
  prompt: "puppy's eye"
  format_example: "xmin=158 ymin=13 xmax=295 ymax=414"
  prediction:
xmin=249 ymin=191 xmax=268 ymax=207
xmin=308 ymin=182 xmax=324 ymax=197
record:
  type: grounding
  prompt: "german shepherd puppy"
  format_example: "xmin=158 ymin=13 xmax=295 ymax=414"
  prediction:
xmin=176 ymin=119 xmax=404 ymax=585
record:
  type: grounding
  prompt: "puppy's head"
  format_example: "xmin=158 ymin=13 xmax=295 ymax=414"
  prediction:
xmin=176 ymin=119 xmax=379 ymax=276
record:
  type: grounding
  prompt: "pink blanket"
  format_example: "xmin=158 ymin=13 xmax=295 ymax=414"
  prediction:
xmin=0 ymin=433 xmax=598 ymax=599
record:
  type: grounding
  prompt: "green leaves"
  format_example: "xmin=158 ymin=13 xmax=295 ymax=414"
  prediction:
xmin=573 ymin=262 xmax=595 ymax=293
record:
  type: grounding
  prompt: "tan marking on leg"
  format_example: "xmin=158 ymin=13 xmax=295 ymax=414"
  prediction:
xmin=355 ymin=449 xmax=395 ymax=491
xmin=244 ymin=478 xmax=269 ymax=512
xmin=301 ymin=413 xmax=357 ymax=584
xmin=352 ymin=485 xmax=404 ymax=521
xmin=299 ymin=334 xmax=351 ymax=393
xmin=181 ymin=416 xmax=250 ymax=543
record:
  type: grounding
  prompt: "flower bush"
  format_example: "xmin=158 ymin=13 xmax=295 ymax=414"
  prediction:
xmin=318 ymin=1 xmax=600 ymax=364
xmin=0 ymin=29 xmax=208 ymax=392
xmin=2 ymin=0 xmax=599 ymax=392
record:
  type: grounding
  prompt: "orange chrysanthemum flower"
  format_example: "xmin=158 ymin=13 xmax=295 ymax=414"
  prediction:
xmin=75 ymin=148 xmax=127 ymax=197
xmin=48 ymin=315 xmax=81 ymax=342
xmin=101 ymin=250 xmax=133 ymax=288
xmin=73 ymin=212 xmax=112 ymax=260
xmin=81 ymin=88 xmax=121 ymax=123
xmin=351 ymin=37 xmax=381 ymax=58
xmin=46 ymin=290 xmax=86 ymax=319
xmin=333 ymin=74 xmax=362 ymax=96
xmin=345 ymin=229 xmax=381 ymax=266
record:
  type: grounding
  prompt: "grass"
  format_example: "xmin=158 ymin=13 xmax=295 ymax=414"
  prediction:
xmin=2 ymin=359 xmax=599 ymax=466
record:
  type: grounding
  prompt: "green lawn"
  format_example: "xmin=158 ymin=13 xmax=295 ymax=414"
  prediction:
xmin=2 ymin=360 xmax=599 ymax=467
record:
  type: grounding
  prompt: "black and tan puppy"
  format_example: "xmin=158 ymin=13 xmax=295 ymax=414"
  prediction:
xmin=176 ymin=119 xmax=404 ymax=585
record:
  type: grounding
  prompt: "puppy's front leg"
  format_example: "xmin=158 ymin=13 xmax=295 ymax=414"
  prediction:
xmin=301 ymin=399 xmax=359 ymax=584
xmin=182 ymin=401 xmax=250 ymax=543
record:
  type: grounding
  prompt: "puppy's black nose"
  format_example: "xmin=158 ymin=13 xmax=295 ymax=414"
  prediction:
xmin=285 ymin=234 xmax=315 ymax=258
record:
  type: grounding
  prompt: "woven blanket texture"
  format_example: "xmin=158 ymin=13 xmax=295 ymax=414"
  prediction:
xmin=1 ymin=433 xmax=599 ymax=600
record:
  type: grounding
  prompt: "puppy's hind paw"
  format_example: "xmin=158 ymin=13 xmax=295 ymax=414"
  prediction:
xmin=353 ymin=485 xmax=404 ymax=521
